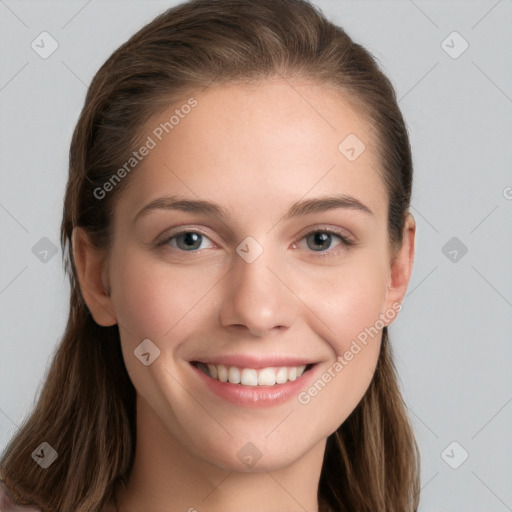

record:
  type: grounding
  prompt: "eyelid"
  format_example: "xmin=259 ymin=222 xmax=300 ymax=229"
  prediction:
xmin=156 ymin=227 xmax=216 ymax=248
xmin=290 ymin=223 xmax=357 ymax=254
xmin=297 ymin=224 xmax=355 ymax=242
xmin=156 ymin=223 xmax=215 ymax=242
xmin=292 ymin=226 xmax=356 ymax=257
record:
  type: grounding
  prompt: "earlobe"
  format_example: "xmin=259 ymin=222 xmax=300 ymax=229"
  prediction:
xmin=71 ymin=227 xmax=117 ymax=327
xmin=383 ymin=213 xmax=416 ymax=323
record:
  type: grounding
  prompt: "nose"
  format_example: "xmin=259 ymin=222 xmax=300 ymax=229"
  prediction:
xmin=218 ymin=243 xmax=297 ymax=337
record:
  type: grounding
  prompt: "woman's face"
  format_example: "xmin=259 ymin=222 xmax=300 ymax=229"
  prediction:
xmin=82 ymin=78 xmax=414 ymax=472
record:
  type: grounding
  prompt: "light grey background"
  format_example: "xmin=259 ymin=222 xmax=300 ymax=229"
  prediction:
xmin=1 ymin=1 xmax=511 ymax=510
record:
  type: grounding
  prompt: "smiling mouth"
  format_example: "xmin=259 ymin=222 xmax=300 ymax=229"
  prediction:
xmin=190 ymin=361 xmax=315 ymax=387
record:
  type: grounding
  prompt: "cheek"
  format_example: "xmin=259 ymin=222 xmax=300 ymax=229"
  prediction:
xmin=108 ymin=249 xmax=223 ymax=403
xmin=330 ymin=278 xmax=387 ymax=355
xmin=294 ymin=252 xmax=388 ymax=423
xmin=302 ymin=251 xmax=389 ymax=352
xmin=110 ymin=248 xmax=222 ymax=342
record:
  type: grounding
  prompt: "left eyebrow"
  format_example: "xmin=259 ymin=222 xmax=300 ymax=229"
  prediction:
xmin=133 ymin=193 xmax=373 ymax=225
xmin=282 ymin=194 xmax=374 ymax=219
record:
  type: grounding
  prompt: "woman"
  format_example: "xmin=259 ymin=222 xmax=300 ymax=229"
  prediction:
xmin=0 ymin=0 xmax=420 ymax=510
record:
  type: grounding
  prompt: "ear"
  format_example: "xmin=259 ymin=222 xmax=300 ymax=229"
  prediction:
xmin=383 ymin=213 xmax=416 ymax=324
xmin=72 ymin=227 xmax=117 ymax=327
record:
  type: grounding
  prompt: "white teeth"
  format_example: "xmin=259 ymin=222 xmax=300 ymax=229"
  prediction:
xmin=228 ymin=366 xmax=240 ymax=384
xmin=275 ymin=367 xmax=288 ymax=384
xmin=199 ymin=363 xmax=308 ymax=386
xmin=217 ymin=365 xmax=228 ymax=382
xmin=240 ymin=368 xmax=258 ymax=386
xmin=258 ymin=367 xmax=276 ymax=386
xmin=207 ymin=364 xmax=218 ymax=379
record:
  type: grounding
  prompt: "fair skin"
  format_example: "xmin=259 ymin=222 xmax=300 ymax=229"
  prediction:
xmin=73 ymin=77 xmax=415 ymax=512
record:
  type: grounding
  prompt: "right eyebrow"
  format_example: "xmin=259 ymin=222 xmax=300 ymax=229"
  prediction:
xmin=133 ymin=196 xmax=230 ymax=225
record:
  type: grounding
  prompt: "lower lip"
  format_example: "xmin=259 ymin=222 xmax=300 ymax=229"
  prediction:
xmin=189 ymin=362 xmax=319 ymax=408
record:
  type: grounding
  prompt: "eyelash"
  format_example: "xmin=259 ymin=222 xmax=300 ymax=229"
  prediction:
xmin=157 ymin=227 xmax=356 ymax=258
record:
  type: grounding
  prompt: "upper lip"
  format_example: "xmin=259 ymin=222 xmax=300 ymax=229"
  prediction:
xmin=189 ymin=354 xmax=318 ymax=370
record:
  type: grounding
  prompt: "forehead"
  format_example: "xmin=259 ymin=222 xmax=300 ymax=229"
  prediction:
xmin=116 ymin=78 xmax=386 ymax=225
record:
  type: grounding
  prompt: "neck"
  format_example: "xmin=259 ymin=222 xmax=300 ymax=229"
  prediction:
xmin=114 ymin=394 xmax=327 ymax=512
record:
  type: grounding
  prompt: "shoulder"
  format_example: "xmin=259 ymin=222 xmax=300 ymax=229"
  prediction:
xmin=0 ymin=481 xmax=41 ymax=512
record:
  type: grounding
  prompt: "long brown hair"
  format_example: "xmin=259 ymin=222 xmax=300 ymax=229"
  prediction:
xmin=0 ymin=1 xmax=420 ymax=510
